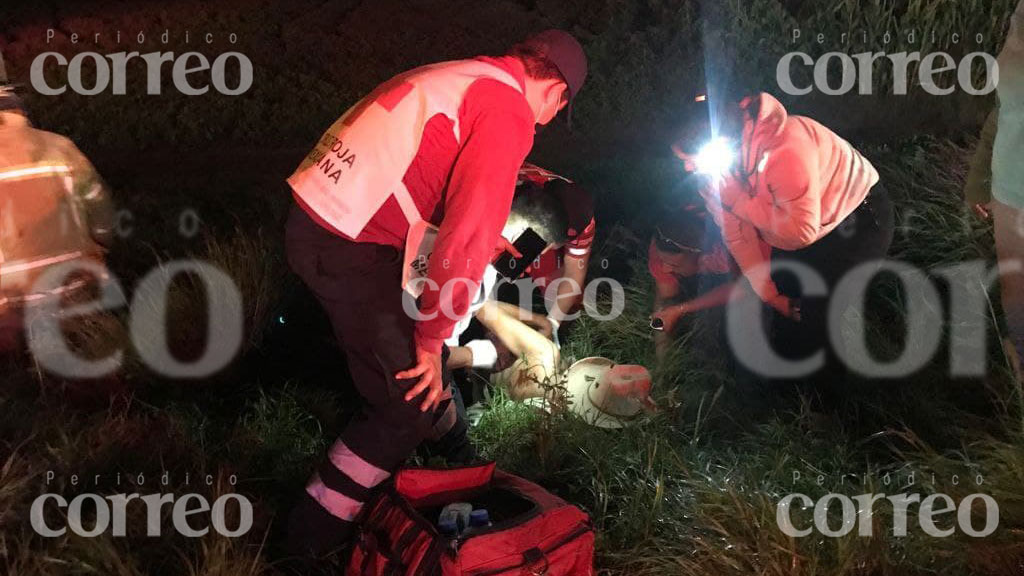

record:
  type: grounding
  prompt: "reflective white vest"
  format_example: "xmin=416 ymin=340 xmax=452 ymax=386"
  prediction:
xmin=287 ymin=59 xmax=524 ymax=238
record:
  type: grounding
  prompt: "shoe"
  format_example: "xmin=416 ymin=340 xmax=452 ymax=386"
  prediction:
xmin=282 ymin=492 xmax=354 ymax=560
xmin=466 ymin=402 xmax=488 ymax=427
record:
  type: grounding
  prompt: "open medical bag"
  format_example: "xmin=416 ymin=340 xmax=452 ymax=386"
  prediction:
xmin=346 ymin=462 xmax=594 ymax=576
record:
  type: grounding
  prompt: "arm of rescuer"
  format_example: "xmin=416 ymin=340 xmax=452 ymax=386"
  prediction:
xmin=700 ymin=181 xmax=791 ymax=316
xmin=401 ymin=80 xmax=535 ymax=411
xmin=700 ymin=181 xmax=777 ymax=300
xmin=650 ymin=241 xmax=748 ymax=359
xmin=59 ymin=137 xmax=116 ymax=249
xmin=655 ymin=243 xmax=746 ymax=321
xmin=400 ymin=86 xmax=534 ymax=411
xmin=715 ymin=149 xmax=818 ymax=317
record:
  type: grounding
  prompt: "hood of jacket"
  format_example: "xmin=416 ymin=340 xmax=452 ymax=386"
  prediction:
xmin=737 ymin=93 xmax=788 ymax=179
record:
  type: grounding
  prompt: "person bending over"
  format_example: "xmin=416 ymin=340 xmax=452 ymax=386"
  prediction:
xmin=674 ymin=92 xmax=893 ymax=386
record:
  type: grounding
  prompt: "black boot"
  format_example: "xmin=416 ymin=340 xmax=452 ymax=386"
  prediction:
xmin=281 ymin=491 xmax=355 ymax=567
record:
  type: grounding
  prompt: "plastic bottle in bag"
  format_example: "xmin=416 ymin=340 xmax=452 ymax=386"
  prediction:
xmin=461 ymin=509 xmax=492 ymax=538
xmin=438 ymin=502 xmax=473 ymax=534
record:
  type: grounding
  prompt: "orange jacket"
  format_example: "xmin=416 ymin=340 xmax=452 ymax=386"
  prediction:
xmin=706 ymin=93 xmax=879 ymax=301
xmin=0 ymin=112 xmax=113 ymax=308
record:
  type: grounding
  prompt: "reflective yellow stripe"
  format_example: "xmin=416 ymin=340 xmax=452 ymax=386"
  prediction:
xmin=82 ymin=183 xmax=103 ymax=200
xmin=4 ymin=278 xmax=90 ymax=304
xmin=1 ymin=272 xmax=109 ymax=307
xmin=0 ymin=251 xmax=84 ymax=276
xmin=0 ymin=163 xmax=71 ymax=183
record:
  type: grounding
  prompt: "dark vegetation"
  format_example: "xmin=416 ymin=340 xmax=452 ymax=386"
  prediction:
xmin=1 ymin=1 xmax=1023 ymax=574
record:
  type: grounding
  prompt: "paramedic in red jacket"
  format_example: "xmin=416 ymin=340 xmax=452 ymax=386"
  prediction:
xmin=675 ymin=92 xmax=894 ymax=385
xmin=517 ymin=163 xmax=595 ymax=334
xmin=283 ymin=31 xmax=586 ymax=558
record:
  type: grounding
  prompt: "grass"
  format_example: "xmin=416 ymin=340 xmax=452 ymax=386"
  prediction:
xmin=2 ymin=1 xmax=1023 ymax=574
xmin=474 ymin=136 xmax=1024 ymax=575
xmin=6 ymin=132 xmax=1015 ymax=569
xmin=7 ymin=136 xmax=1019 ymax=575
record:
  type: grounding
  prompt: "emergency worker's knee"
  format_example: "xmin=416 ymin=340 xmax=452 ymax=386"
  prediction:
xmin=374 ymin=389 xmax=437 ymax=443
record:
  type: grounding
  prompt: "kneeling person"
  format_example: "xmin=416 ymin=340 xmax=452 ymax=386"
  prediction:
xmin=284 ymin=30 xmax=587 ymax=558
xmin=648 ymin=204 xmax=740 ymax=359
xmin=447 ymin=187 xmax=571 ymax=401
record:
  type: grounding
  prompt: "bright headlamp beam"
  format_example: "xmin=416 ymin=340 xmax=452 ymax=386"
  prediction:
xmin=694 ymin=136 xmax=734 ymax=176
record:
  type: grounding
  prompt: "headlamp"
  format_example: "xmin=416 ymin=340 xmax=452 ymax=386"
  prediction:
xmin=694 ymin=136 xmax=735 ymax=177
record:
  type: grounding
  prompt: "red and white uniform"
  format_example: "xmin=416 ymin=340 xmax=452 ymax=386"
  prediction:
xmin=290 ymin=56 xmax=536 ymax=353
xmin=516 ymin=163 xmax=596 ymax=286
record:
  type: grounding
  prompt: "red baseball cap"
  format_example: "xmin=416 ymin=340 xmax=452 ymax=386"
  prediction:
xmin=521 ymin=29 xmax=587 ymax=126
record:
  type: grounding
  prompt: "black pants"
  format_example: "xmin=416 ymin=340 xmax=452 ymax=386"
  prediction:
xmin=283 ymin=204 xmax=472 ymax=557
xmin=769 ymin=184 xmax=895 ymax=388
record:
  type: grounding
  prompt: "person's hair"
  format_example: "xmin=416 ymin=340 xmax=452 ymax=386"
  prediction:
xmin=507 ymin=43 xmax=568 ymax=85
xmin=653 ymin=206 xmax=706 ymax=254
xmin=508 ymin=187 xmax=570 ymax=246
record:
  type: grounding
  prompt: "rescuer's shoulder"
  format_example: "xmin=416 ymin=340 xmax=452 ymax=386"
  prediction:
xmin=13 ymin=126 xmax=77 ymax=163
xmin=27 ymin=127 xmax=76 ymax=154
xmin=460 ymin=76 xmax=534 ymax=130
xmin=39 ymin=130 xmax=97 ymax=174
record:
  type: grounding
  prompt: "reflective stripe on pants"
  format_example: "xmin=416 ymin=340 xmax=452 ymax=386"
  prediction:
xmin=285 ymin=203 xmax=467 ymax=524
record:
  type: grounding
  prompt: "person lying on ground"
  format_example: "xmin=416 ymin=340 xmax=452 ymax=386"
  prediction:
xmin=448 ymin=299 xmax=560 ymax=401
xmin=441 ymin=184 xmax=572 ymax=402
xmin=449 ymin=300 xmax=657 ymax=425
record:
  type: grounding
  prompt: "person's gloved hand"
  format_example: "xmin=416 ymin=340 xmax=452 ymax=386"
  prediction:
xmin=465 ymin=339 xmax=499 ymax=370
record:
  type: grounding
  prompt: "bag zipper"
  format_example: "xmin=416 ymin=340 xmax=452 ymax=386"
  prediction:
xmin=464 ymin=522 xmax=593 ymax=576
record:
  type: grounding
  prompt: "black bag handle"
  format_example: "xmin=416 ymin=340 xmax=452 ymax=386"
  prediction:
xmin=522 ymin=547 xmax=550 ymax=575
